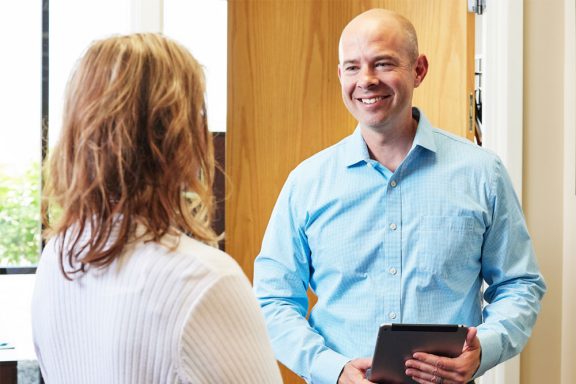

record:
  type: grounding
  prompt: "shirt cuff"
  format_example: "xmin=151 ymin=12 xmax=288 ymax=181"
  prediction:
xmin=474 ymin=328 xmax=502 ymax=378
xmin=309 ymin=348 xmax=351 ymax=384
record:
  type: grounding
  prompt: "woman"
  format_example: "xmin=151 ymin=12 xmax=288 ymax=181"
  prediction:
xmin=32 ymin=33 xmax=282 ymax=384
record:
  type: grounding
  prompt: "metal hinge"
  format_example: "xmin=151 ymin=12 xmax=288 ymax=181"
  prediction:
xmin=469 ymin=93 xmax=475 ymax=135
xmin=468 ymin=0 xmax=486 ymax=15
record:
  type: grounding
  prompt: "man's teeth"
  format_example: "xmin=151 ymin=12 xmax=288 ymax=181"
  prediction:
xmin=360 ymin=96 xmax=385 ymax=104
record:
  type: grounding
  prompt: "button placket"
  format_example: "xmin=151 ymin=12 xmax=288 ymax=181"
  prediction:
xmin=383 ymin=173 xmax=401 ymax=323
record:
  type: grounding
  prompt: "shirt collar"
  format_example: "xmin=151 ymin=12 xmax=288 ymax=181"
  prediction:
xmin=343 ymin=107 xmax=437 ymax=168
xmin=410 ymin=107 xmax=437 ymax=154
xmin=342 ymin=126 xmax=371 ymax=167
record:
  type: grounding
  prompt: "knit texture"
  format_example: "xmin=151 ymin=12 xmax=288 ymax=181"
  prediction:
xmin=32 ymin=230 xmax=282 ymax=384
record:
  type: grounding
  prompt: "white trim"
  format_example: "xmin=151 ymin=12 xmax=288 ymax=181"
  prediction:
xmin=477 ymin=1 xmax=523 ymax=384
xmin=481 ymin=0 xmax=523 ymax=200
xmin=562 ymin=0 xmax=576 ymax=382
xmin=131 ymin=0 xmax=164 ymax=33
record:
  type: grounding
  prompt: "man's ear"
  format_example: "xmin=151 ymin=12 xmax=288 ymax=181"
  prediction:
xmin=413 ymin=55 xmax=429 ymax=88
xmin=337 ymin=64 xmax=342 ymax=82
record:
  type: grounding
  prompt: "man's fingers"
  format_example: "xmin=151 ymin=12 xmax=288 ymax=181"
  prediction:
xmin=406 ymin=355 xmax=466 ymax=384
xmin=351 ymin=357 xmax=373 ymax=370
xmin=339 ymin=358 xmax=375 ymax=383
xmin=411 ymin=353 xmax=455 ymax=371
xmin=409 ymin=372 xmax=448 ymax=384
xmin=406 ymin=360 xmax=445 ymax=377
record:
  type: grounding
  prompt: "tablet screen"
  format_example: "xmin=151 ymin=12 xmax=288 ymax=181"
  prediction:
xmin=366 ymin=323 xmax=467 ymax=384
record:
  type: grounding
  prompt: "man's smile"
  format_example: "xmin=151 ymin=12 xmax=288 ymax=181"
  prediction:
xmin=356 ymin=95 xmax=391 ymax=105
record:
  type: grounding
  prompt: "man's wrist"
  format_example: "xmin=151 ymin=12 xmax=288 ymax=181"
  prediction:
xmin=336 ymin=360 xmax=352 ymax=383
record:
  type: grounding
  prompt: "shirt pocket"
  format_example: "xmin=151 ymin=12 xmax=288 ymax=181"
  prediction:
xmin=416 ymin=215 xmax=483 ymax=277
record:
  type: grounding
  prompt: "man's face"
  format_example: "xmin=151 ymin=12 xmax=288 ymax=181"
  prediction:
xmin=338 ymin=22 xmax=425 ymax=132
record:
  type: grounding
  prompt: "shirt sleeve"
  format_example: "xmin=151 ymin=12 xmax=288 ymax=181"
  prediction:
xmin=474 ymin=159 xmax=547 ymax=377
xmin=253 ymin=173 xmax=351 ymax=384
xmin=177 ymin=273 xmax=283 ymax=384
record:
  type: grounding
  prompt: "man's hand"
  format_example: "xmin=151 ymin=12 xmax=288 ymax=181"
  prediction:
xmin=338 ymin=358 xmax=374 ymax=384
xmin=404 ymin=326 xmax=481 ymax=384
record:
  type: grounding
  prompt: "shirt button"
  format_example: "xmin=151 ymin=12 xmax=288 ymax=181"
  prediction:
xmin=389 ymin=312 xmax=397 ymax=320
xmin=390 ymin=180 xmax=397 ymax=187
xmin=389 ymin=267 xmax=397 ymax=275
xmin=389 ymin=223 xmax=397 ymax=230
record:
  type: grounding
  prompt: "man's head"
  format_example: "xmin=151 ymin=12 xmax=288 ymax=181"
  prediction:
xmin=338 ymin=9 xmax=428 ymax=132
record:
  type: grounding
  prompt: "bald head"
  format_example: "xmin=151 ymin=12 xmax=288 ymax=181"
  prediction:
xmin=338 ymin=9 xmax=419 ymax=64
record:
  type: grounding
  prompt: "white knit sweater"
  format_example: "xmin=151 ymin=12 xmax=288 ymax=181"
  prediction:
xmin=31 ymin=230 xmax=283 ymax=384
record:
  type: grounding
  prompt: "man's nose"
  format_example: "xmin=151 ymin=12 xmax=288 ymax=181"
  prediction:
xmin=357 ymin=68 xmax=379 ymax=89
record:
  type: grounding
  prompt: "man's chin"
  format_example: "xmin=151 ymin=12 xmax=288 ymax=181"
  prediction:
xmin=358 ymin=117 xmax=389 ymax=130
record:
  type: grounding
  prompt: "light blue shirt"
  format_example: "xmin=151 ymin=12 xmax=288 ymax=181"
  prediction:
xmin=253 ymin=108 xmax=546 ymax=384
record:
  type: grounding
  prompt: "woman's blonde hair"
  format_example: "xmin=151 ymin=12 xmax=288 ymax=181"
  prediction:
xmin=43 ymin=33 xmax=218 ymax=278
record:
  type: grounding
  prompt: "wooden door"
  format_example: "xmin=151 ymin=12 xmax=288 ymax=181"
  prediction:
xmin=226 ymin=1 xmax=474 ymax=383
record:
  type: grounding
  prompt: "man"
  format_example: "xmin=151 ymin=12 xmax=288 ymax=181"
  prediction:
xmin=253 ymin=8 xmax=546 ymax=384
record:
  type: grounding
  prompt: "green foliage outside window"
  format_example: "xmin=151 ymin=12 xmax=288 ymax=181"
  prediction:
xmin=0 ymin=162 xmax=41 ymax=266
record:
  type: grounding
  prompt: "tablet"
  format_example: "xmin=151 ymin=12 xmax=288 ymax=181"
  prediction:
xmin=366 ymin=323 xmax=468 ymax=384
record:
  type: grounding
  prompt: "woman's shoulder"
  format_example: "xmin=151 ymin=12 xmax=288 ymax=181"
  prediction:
xmin=36 ymin=236 xmax=65 ymax=272
xmin=172 ymin=235 xmax=245 ymax=279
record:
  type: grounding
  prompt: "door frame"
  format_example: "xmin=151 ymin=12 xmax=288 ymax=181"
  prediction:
xmin=478 ymin=1 xmax=523 ymax=384
xmin=480 ymin=0 xmax=523 ymax=199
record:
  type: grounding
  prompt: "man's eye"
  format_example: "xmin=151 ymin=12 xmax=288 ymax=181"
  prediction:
xmin=345 ymin=65 xmax=359 ymax=71
xmin=376 ymin=62 xmax=392 ymax=68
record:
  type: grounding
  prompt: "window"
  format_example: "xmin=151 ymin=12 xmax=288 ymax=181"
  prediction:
xmin=0 ymin=3 xmax=42 ymax=268
xmin=164 ymin=0 xmax=227 ymax=132
xmin=49 ymin=0 xmax=132 ymax=144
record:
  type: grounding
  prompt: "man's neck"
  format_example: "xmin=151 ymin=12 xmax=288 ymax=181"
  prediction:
xmin=361 ymin=115 xmax=418 ymax=173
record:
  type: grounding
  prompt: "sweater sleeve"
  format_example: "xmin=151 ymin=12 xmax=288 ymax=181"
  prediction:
xmin=176 ymin=272 xmax=283 ymax=384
